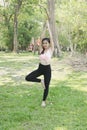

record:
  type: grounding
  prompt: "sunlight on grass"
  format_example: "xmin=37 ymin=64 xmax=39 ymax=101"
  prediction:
xmin=52 ymin=68 xmax=72 ymax=80
xmin=0 ymin=76 xmax=14 ymax=84
xmin=72 ymin=86 xmax=87 ymax=92
xmin=0 ymin=82 xmax=4 ymax=85
xmin=54 ymin=127 xmax=67 ymax=130
xmin=52 ymin=58 xmax=72 ymax=81
xmin=66 ymin=72 xmax=87 ymax=92
xmin=0 ymin=68 xmax=8 ymax=75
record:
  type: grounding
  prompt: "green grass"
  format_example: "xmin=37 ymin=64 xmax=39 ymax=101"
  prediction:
xmin=0 ymin=52 xmax=87 ymax=130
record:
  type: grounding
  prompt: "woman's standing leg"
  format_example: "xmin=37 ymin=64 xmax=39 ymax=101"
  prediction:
xmin=42 ymin=67 xmax=51 ymax=105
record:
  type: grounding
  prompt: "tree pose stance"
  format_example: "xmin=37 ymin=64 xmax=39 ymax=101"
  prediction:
xmin=25 ymin=22 xmax=54 ymax=107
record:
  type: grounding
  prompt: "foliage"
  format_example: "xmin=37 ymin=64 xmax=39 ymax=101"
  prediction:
xmin=56 ymin=0 xmax=87 ymax=52
xmin=0 ymin=0 xmax=87 ymax=52
xmin=0 ymin=0 xmax=43 ymax=51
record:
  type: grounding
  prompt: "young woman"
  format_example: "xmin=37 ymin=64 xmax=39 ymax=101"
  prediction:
xmin=25 ymin=23 xmax=54 ymax=107
xmin=26 ymin=22 xmax=54 ymax=107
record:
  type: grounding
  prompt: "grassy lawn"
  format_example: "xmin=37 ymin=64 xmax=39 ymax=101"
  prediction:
xmin=0 ymin=52 xmax=87 ymax=130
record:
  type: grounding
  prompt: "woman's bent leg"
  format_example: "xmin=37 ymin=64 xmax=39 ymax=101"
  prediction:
xmin=25 ymin=69 xmax=42 ymax=83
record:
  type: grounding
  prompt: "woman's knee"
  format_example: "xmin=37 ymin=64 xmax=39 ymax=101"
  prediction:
xmin=25 ymin=75 xmax=31 ymax=81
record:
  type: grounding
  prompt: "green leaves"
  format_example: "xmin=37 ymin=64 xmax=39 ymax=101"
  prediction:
xmin=0 ymin=0 xmax=87 ymax=52
xmin=56 ymin=0 xmax=87 ymax=52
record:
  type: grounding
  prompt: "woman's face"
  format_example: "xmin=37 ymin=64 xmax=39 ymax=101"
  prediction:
xmin=42 ymin=40 xmax=50 ymax=49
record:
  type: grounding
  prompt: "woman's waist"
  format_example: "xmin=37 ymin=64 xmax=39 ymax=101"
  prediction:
xmin=39 ymin=63 xmax=51 ymax=67
xmin=39 ymin=58 xmax=51 ymax=65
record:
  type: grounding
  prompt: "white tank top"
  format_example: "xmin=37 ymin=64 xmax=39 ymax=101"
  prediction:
xmin=39 ymin=48 xmax=53 ymax=65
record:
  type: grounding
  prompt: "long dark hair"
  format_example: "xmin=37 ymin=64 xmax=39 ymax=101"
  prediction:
xmin=41 ymin=38 xmax=50 ymax=54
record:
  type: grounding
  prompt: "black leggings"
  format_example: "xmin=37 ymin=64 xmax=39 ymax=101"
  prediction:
xmin=25 ymin=63 xmax=51 ymax=101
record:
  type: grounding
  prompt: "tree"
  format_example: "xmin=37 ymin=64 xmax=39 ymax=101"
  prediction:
xmin=47 ymin=0 xmax=61 ymax=56
xmin=0 ymin=0 xmax=13 ymax=50
xmin=0 ymin=0 xmax=42 ymax=52
xmin=39 ymin=0 xmax=61 ymax=56
xmin=56 ymin=0 xmax=87 ymax=54
xmin=13 ymin=0 xmax=23 ymax=53
xmin=0 ymin=0 xmax=87 ymax=53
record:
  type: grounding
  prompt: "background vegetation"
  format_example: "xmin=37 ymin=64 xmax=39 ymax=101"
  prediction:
xmin=0 ymin=1 xmax=87 ymax=129
xmin=0 ymin=0 xmax=87 ymax=53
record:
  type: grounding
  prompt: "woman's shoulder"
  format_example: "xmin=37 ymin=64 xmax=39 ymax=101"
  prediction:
xmin=48 ymin=47 xmax=54 ymax=53
xmin=47 ymin=47 xmax=53 ymax=56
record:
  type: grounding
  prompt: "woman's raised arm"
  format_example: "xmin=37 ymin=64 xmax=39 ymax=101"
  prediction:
xmin=47 ymin=20 xmax=54 ymax=51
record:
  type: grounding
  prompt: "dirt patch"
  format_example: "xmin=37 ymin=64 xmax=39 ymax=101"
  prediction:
xmin=62 ymin=54 xmax=87 ymax=72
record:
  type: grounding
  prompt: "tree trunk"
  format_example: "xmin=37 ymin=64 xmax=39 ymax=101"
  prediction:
xmin=13 ymin=1 xmax=23 ymax=53
xmin=13 ymin=5 xmax=18 ymax=53
xmin=47 ymin=0 xmax=61 ymax=57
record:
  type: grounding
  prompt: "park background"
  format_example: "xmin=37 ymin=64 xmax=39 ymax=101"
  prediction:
xmin=0 ymin=0 xmax=87 ymax=130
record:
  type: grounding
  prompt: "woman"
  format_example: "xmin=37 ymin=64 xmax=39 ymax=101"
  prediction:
xmin=25 ymin=23 xmax=54 ymax=107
